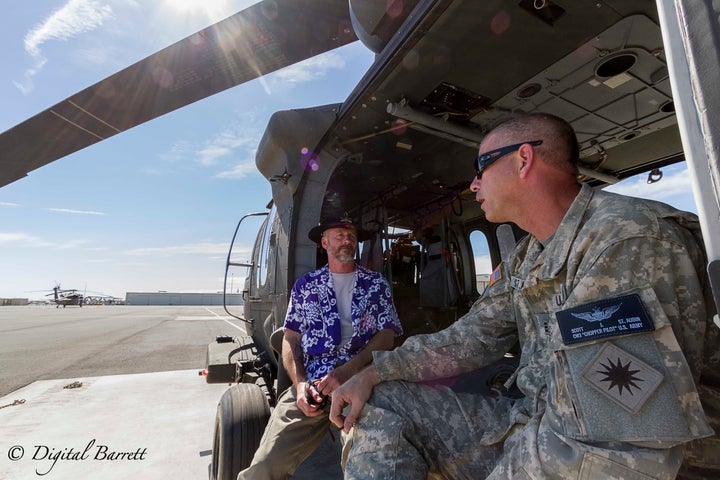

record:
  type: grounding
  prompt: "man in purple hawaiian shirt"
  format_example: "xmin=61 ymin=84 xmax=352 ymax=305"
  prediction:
xmin=238 ymin=215 xmax=402 ymax=480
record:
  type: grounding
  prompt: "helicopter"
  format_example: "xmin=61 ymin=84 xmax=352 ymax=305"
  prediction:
xmin=46 ymin=284 xmax=84 ymax=308
xmin=1 ymin=1 xmax=719 ymax=479
xmin=32 ymin=284 xmax=117 ymax=307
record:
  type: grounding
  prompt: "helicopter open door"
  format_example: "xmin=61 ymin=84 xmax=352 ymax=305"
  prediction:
xmin=206 ymin=207 xmax=286 ymax=479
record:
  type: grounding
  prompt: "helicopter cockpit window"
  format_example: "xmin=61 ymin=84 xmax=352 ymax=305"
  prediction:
xmin=256 ymin=207 xmax=276 ymax=290
xmin=469 ymin=230 xmax=493 ymax=294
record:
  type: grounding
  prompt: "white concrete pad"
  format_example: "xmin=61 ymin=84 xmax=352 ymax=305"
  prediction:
xmin=0 ymin=370 xmax=229 ymax=479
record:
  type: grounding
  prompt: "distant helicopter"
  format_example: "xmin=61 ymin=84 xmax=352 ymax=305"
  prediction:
xmin=47 ymin=284 xmax=83 ymax=308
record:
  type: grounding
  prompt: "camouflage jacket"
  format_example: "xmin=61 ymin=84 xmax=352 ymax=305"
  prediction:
xmin=374 ymin=184 xmax=717 ymax=473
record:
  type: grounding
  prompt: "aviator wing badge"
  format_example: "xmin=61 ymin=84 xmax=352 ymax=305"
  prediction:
xmin=571 ymin=303 xmax=622 ymax=327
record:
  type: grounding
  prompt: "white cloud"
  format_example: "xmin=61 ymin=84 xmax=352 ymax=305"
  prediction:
xmin=48 ymin=208 xmax=106 ymax=216
xmin=160 ymin=123 xmax=259 ymax=169
xmin=198 ymin=145 xmax=233 ymax=166
xmin=605 ymin=167 xmax=692 ymax=202
xmin=215 ymin=161 xmax=257 ymax=179
xmin=198 ymin=128 xmax=258 ymax=165
xmin=159 ymin=140 xmax=193 ymax=163
xmin=0 ymin=202 xmax=21 ymax=207
xmin=0 ymin=233 xmax=48 ymax=247
xmin=0 ymin=232 xmax=86 ymax=249
xmin=71 ymin=46 xmax=111 ymax=66
xmin=56 ymin=239 xmax=90 ymax=249
xmin=125 ymin=241 xmax=236 ymax=257
xmin=16 ymin=0 xmax=115 ymax=93
xmin=156 ymin=121 xmax=261 ymax=179
xmin=25 ymin=0 xmax=114 ymax=57
xmin=272 ymin=52 xmax=346 ymax=85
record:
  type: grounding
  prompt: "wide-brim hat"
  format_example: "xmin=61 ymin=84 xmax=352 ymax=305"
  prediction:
xmin=308 ymin=216 xmax=373 ymax=243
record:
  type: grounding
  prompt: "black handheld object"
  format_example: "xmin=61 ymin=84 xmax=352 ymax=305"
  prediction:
xmin=306 ymin=380 xmax=329 ymax=409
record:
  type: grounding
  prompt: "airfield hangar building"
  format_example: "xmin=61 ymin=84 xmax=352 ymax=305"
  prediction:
xmin=125 ymin=292 xmax=243 ymax=306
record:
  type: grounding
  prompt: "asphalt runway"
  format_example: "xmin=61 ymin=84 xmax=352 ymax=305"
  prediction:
xmin=0 ymin=305 xmax=246 ymax=397
xmin=0 ymin=305 xmax=342 ymax=479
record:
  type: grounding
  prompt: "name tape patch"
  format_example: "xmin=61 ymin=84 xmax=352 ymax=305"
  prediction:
xmin=556 ymin=293 xmax=654 ymax=345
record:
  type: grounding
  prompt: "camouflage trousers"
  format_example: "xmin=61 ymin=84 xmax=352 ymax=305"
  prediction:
xmin=343 ymin=380 xmax=685 ymax=479
xmin=343 ymin=380 xmax=505 ymax=479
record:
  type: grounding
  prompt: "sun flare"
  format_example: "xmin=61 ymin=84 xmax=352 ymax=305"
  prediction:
xmin=162 ymin=0 xmax=244 ymax=20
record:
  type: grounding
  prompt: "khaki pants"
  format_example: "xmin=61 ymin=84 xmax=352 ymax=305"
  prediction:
xmin=238 ymin=387 xmax=335 ymax=480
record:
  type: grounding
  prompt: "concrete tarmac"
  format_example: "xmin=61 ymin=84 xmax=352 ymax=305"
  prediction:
xmin=0 ymin=305 xmax=341 ymax=479
xmin=0 ymin=305 xmax=245 ymax=398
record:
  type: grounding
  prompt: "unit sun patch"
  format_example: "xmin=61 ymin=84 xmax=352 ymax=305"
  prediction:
xmin=555 ymin=293 xmax=654 ymax=345
xmin=581 ymin=342 xmax=663 ymax=414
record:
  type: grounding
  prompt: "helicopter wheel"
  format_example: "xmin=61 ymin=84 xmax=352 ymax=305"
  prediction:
xmin=210 ymin=383 xmax=270 ymax=480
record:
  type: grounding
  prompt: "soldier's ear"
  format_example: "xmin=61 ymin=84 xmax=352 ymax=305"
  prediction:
xmin=517 ymin=143 xmax=535 ymax=179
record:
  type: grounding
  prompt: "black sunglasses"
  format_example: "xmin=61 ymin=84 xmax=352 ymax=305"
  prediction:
xmin=475 ymin=140 xmax=543 ymax=179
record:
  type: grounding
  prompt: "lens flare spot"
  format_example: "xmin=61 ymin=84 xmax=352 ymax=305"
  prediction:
xmin=387 ymin=0 xmax=404 ymax=18
xmin=301 ymin=152 xmax=320 ymax=172
xmin=190 ymin=32 xmax=206 ymax=46
xmin=402 ymin=50 xmax=420 ymax=70
xmin=153 ymin=67 xmax=174 ymax=88
xmin=391 ymin=119 xmax=409 ymax=136
xmin=490 ymin=11 xmax=511 ymax=35
xmin=261 ymin=1 xmax=279 ymax=21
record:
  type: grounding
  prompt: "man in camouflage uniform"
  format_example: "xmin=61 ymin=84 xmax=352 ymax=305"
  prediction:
xmin=330 ymin=113 xmax=719 ymax=479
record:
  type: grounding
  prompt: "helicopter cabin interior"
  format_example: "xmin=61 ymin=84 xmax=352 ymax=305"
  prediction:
xmin=247 ymin=1 xmax=689 ymax=347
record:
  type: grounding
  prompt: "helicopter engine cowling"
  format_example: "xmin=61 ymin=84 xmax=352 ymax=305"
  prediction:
xmin=349 ymin=0 xmax=420 ymax=54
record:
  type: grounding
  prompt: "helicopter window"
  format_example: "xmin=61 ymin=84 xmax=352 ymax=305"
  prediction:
xmin=256 ymin=207 xmax=276 ymax=290
xmin=469 ymin=230 xmax=493 ymax=294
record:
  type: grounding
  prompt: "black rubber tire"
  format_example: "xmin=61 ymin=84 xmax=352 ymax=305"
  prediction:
xmin=210 ymin=384 xmax=271 ymax=480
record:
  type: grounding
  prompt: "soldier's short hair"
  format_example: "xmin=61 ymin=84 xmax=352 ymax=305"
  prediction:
xmin=492 ymin=113 xmax=579 ymax=174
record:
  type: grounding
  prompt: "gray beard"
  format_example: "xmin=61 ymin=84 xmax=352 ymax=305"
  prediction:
xmin=335 ymin=253 xmax=354 ymax=263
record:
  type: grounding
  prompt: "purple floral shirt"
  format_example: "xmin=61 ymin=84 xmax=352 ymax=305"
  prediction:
xmin=284 ymin=264 xmax=402 ymax=381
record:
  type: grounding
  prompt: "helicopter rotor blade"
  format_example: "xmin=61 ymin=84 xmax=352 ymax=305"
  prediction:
xmin=0 ymin=0 xmax=356 ymax=188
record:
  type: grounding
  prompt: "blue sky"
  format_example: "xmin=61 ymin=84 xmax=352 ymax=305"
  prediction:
xmin=0 ymin=1 xmax=698 ymax=300
xmin=0 ymin=0 xmax=374 ymax=300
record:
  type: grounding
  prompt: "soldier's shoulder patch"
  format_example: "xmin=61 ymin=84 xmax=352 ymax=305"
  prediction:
xmin=488 ymin=263 xmax=503 ymax=287
xmin=581 ymin=342 xmax=663 ymax=414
